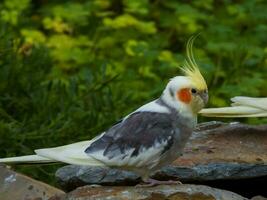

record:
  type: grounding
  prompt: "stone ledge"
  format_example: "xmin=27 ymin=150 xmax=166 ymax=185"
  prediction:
xmin=49 ymin=184 xmax=248 ymax=200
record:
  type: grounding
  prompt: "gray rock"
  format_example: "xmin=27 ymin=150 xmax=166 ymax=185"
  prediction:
xmin=0 ymin=165 xmax=64 ymax=200
xmin=56 ymin=165 xmax=140 ymax=191
xmin=56 ymin=163 xmax=267 ymax=191
xmin=49 ymin=184 xmax=248 ymax=200
xmin=157 ymin=163 xmax=267 ymax=181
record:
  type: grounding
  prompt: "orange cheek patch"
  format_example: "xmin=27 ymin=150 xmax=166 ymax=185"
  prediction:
xmin=177 ymin=88 xmax=191 ymax=104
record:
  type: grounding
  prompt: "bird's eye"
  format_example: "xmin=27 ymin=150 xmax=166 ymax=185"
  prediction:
xmin=191 ymin=88 xmax=197 ymax=94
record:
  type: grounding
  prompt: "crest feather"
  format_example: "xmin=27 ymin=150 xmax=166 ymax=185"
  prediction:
xmin=181 ymin=35 xmax=207 ymax=90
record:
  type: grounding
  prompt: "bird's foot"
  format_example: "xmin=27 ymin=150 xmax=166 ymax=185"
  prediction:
xmin=136 ymin=178 xmax=182 ymax=188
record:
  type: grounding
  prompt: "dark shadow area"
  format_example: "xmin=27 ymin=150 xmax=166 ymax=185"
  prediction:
xmin=187 ymin=176 xmax=267 ymax=199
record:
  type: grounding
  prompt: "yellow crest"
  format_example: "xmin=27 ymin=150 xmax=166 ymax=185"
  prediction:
xmin=181 ymin=35 xmax=207 ymax=91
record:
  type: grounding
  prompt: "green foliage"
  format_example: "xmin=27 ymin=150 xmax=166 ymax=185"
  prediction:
xmin=0 ymin=0 xmax=267 ymax=185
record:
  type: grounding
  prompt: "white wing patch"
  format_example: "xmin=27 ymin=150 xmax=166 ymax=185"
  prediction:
xmin=122 ymin=100 xmax=170 ymax=121
xmin=136 ymin=100 xmax=170 ymax=113
xmin=88 ymin=140 xmax=167 ymax=169
xmin=132 ymin=141 xmax=167 ymax=169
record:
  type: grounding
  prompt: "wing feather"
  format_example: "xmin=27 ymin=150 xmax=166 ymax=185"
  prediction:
xmin=85 ymin=112 xmax=176 ymax=168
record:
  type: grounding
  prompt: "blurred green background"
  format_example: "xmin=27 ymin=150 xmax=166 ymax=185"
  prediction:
xmin=0 ymin=0 xmax=267 ymax=185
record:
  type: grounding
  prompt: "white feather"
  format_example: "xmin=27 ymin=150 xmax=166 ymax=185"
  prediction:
xmin=0 ymin=155 xmax=52 ymax=164
xmin=122 ymin=100 xmax=170 ymax=121
xmin=0 ymin=138 xmax=106 ymax=166
xmin=231 ymin=96 xmax=267 ymax=110
xmin=133 ymin=141 xmax=166 ymax=168
xmin=200 ymin=96 xmax=267 ymax=118
xmin=135 ymin=100 xmax=170 ymax=113
xmin=87 ymin=141 xmax=166 ymax=170
xmin=121 ymin=100 xmax=171 ymax=123
xmin=35 ymin=140 xmax=104 ymax=166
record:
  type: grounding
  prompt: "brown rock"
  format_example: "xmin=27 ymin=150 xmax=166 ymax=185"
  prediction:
xmin=0 ymin=165 xmax=65 ymax=200
xmin=50 ymin=184 xmax=248 ymax=200
xmin=177 ymin=121 xmax=267 ymax=166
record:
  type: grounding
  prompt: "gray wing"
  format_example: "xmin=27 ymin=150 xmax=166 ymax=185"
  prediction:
xmin=85 ymin=112 xmax=182 ymax=167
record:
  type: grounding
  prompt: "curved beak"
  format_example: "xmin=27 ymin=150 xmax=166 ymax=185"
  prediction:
xmin=200 ymin=91 xmax=209 ymax=106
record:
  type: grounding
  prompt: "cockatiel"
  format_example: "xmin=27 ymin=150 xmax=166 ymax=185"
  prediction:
xmin=0 ymin=37 xmax=208 ymax=186
xmin=200 ymin=96 xmax=267 ymax=118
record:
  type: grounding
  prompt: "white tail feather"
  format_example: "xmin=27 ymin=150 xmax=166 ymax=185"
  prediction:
xmin=0 ymin=139 xmax=105 ymax=166
xmin=35 ymin=140 xmax=103 ymax=166
xmin=200 ymin=96 xmax=267 ymax=118
xmin=0 ymin=155 xmax=52 ymax=164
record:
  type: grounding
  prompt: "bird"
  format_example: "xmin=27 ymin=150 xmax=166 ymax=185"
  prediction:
xmin=0 ymin=37 xmax=208 ymax=186
xmin=200 ymin=96 xmax=267 ymax=118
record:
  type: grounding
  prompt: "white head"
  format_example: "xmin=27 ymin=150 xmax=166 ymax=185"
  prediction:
xmin=161 ymin=36 xmax=208 ymax=116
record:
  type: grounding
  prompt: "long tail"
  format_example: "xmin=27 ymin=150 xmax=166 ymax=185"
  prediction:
xmin=200 ymin=96 xmax=267 ymax=118
xmin=0 ymin=140 xmax=104 ymax=166
xmin=0 ymin=155 xmax=54 ymax=164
